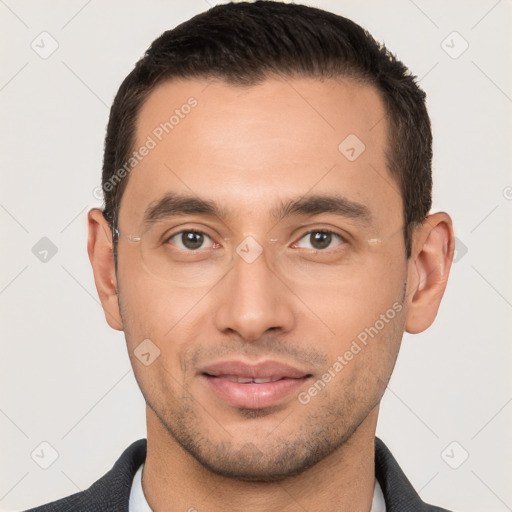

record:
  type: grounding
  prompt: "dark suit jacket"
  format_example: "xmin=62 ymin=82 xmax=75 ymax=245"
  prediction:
xmin=25 ymin=437 xmax=452 ymax=511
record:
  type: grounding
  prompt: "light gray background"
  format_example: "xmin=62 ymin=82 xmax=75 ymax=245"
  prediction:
xmin=1 ymin=1 xmax=511 ymax=510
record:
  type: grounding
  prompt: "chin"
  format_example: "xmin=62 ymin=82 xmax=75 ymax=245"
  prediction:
xmin=187 ymin=446 xmax=322 ymax=482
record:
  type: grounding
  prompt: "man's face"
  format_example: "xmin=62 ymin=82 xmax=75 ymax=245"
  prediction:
xmin=115 ymin=77 xmax=409 ymax=480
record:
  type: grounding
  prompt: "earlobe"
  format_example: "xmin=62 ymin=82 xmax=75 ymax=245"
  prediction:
xmin=87 ymin=208 xmax=124 ymax=331
xmin=405 ymin=212 xmax=454 ymax=334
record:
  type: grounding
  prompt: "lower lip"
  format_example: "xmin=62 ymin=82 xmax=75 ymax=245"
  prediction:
xmin=203 ymin=375 xmax=310 ymax=409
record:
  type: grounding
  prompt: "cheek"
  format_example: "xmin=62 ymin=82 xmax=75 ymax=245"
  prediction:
xmin=117 ymin=266 xmax=214 ymax=370
xmin=319 ymin=300 xmax=405 ymax=411
xmin=117 ymin=247 xmax=205 ymax=332
xmin=301 ymin=252 xmax=406 ymax=390
xmin=118 ymin=280 xmax=213 ymax=409
xmin=303 ymin=254 xmax=405 ymax=335
xmin=120 ymin=283 xmax=205 ymax=335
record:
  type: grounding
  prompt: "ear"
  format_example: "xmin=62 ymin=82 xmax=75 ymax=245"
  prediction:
xmin=405 ymin=212 xmax=454 ymax=334
xmin=87 ymin=208 xmax=123 ymax=331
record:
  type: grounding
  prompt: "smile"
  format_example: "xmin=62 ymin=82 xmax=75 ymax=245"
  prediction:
xmin=212 ymin=375 xmax=284 ymax=383
xmin=199 ymin=360 xmax=313 ymax=409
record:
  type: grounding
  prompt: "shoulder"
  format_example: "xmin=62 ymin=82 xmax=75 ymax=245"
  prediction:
xmin=375 ymin=437 xmax=453 ymax=512
xmin=23 ymin=439 xmax=147 ymax=512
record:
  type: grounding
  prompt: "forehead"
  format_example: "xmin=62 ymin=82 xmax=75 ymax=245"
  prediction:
xmin=120 ymin=76 xmax=401 ymax=232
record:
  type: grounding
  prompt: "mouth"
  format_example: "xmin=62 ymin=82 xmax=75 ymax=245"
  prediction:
xmin=209 ymin=375 xmax=286 ymax=383
xmin=200 ymin=360 xmax=313 ymax=409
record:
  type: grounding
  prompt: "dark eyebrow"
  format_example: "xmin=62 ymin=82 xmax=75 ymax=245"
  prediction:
xmin=272 ymin=194 xmax=372 ymax=224
xmin=143 ymin=193 xmax=372 ymax=226
xmin=143 ymin=194 xmax=228 ymax=225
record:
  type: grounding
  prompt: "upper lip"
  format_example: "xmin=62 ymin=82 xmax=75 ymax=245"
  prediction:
xmin=200 ymin=360 xmax=311 ymax=380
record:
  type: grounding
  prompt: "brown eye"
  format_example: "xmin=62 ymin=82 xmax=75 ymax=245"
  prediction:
xmin=295 ymin=230 xmax=344 ymax=250
xmin=310 ymin=232 xmax=331 ymax=249
xmin=168 ymin=231 xmax=211 ymax=250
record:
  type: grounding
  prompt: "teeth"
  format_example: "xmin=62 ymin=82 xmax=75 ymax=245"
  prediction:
xmin=220 ymin=375 xmax=281 ymax=383
xmin=236 ymin=377 xmax=253 ymax=383
xmin=222 ymin=376 xmax=252 ymax=383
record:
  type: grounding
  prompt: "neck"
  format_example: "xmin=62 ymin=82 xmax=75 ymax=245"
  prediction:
xmin=142 ymin=406 xmax=378 ymax=512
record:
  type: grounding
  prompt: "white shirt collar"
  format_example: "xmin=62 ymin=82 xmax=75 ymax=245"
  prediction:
xmin=129 ymin=463 xmax=152 ymax=512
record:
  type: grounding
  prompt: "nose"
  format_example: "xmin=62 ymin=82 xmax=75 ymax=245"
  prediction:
xmin=213 ymin=244 xmax=296 ymax=341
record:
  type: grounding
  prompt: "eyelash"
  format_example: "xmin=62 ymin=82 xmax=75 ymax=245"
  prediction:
xmin=165 ymin=228 xmax=347 ymax=251
xmin=165 ymin=229 xmax=217 ymax=250
xmin=292 ymin=229 xmax=346 ymax=250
